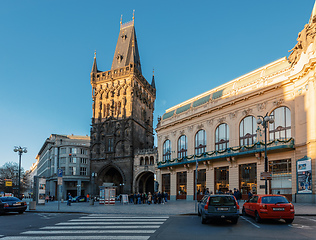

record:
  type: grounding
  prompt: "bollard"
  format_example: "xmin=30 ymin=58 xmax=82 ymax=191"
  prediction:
xmin=29 ymin=201 xmax=36 ymax=210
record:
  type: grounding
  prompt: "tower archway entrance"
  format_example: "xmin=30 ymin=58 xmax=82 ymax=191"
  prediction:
xmin=100 ymin=167 xmax=124 ymax=195
xmin=136 ymin=171 xmax=154 ymax=194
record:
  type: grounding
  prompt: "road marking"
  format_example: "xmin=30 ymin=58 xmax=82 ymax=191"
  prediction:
xmin=289 ymin=223 xmax=312 ymax=229
xmin=82 ymin=216 xmax=169 ymax=219
xmin=56 ymin=221 xmax=164 ymax=225
xmin=0 ymin=236 xmax=149 ymax=240
xmin=22 ymin=230 xmax=156 ymax=234
xmin=299 ymin=216 xmax=316 ymax=222
xmin=240 ymin=216 xmax=260 ymax=228
xmin=41 ymin=225 xmax=160 ymax=229
xmin=70 ymin=218 xmax=167 ymax=222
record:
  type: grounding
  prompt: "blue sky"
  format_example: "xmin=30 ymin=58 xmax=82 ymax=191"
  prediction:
xmin=0 ymin=0 xmax=314 ymax=170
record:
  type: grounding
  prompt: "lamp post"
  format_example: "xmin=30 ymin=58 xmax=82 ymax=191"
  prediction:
xmin=257 ymin=112 xmax=274 ymax=194
xmin=13 ymin=146 xmax=27 ymax=199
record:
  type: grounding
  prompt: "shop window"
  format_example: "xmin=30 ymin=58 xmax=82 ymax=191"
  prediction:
xmin=269 ymin=107 xmax=291 ymax=140
xmin=194 ymin=169 xmax=206 ymax=198
xmin=162 ymin=174 xmax=170 ymax=197
xmin=240 ymin=116 xmax=257 ymax=146
xmin=269 ymin=159 xmax=292 ymax=195
xmin=239 ymin=163 xmax=257 ymax=195
xmin=178 ymin=135 xmax=187 ymax=158
xmin=163 ymin=140 xmax=171 ymax=161
xmin=215 ymin=167 xmax=229 ymax=193
xmin=195 ymin=130 xmax=206 ymax=155
xmin=177 ymin=171 xmax=187 ymax=197
xmin=215 ymin=123 xmax=229 ymax=151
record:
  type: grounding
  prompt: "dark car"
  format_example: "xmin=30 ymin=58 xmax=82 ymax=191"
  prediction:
xmin=242 ymin=194 xmax=294 ymax=223
xmin=198 ymin=194 xmax=239 ymax=224
xmin=0 ymin=197 xmax=27 ymax=214
xmin=71 ymin=196 xmax=87 ymax=202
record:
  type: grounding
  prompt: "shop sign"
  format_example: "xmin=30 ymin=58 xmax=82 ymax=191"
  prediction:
xmin=260 ymin=172 xmax=272 ymax=180
xmin=297 ymin=156 xmax=312 ymax=194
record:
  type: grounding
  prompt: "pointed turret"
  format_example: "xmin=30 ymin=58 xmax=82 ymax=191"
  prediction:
xmin=111 ymin=13 xmax=142 ymax=73
xmin=91 ymin=51 xmax=98 ymax=73
xmin=151 ymin=68 xmax=156 ymax=89
xmin=309 ymin=0 xmax=316 ymax=24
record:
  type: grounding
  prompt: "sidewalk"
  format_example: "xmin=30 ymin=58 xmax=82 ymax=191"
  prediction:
xmin=24 ymin=199 xmax=316 ymax=216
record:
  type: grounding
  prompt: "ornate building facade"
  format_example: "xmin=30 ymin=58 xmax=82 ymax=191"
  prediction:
xmin=156 ymin=2 xmax=316 ymax=203
xmin=90 ymin=16 xmax=156 ymax=195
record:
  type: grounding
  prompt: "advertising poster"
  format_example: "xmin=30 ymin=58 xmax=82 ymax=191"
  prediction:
xmin=38 ymin=177 xmax=46 ymax=204
xmin=297 ymin=156 xmax=312 ymax=194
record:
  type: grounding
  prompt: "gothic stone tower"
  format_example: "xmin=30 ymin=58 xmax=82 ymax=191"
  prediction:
xmin=90 ymin=17 xmax=156 ymax=195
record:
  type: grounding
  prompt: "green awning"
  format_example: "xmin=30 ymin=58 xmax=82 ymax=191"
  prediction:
xmin=176 ymin=103 xmax=191 ymax=114
xmin=193 ymin=95 xmax=210 ymax=107
xmin=162 ymin=110 xmax=175 ymax=120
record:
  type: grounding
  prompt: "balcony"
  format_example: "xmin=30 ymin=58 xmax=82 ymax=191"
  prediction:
xmin=157 ymin=138 xmax=294 ymax=169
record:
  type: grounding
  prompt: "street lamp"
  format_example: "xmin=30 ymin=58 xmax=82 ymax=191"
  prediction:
xmin=257 ymin=113 xmax=274 ymax=194
xmin=13 ymin=146 xmax=27 ymax=199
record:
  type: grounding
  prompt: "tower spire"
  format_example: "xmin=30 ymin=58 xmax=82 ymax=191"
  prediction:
xmin=151 ymin=68 xmax=156 ymax=89
xmin=309 ymin=0 xmax=316 ymax=24
xmin=91 ymin=50 xmax=98 ymax=73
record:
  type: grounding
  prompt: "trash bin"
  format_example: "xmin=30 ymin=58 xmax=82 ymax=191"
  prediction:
xmin=29 ymin=201 xmax=36 ymax=210
xmin=89 ymin=199 xmax=94 ymax=205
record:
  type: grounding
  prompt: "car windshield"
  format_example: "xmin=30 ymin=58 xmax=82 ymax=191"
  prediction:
xmin=209 ymin=196 xmax=235 ymax=206
xmin=0 ymin=197 xmax=20 ymax=202
xmin=261 ymin=196 xmax=289 ymax=204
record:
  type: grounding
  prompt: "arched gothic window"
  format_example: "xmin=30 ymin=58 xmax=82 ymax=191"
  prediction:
xmin=215 ymin=123 xmax=229 ymax=151
xmin=178 ymin=135 xmax=187 ymax=158
xmin=140 ymin=157 xmax=144 ymax=165
xmin=195 ymin=130 xmax=206 ymax=155
xmin=240 ymin=116 xmax=257 ymax=146
xmin=163 ymin=140 xmax=171 ymax=161
xmin=269 ymin=107 xmax=291 ymax=140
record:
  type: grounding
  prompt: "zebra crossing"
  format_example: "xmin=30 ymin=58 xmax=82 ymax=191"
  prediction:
xmin=0 ymin=214 xmax=169 ymax=240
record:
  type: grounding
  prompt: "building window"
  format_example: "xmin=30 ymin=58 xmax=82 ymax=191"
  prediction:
xmin=177 ymin=171 xmax=187 ymax=198
xmin=69 ymin=167 xmax=76 ymax=175
xmin=70 ymin=148 xmax=77 ymax=154
xmin=239 ymin=163 xmax=257 ymax=195
xmin=80 ymin=149 xmax=88 ymax=155
xmin=70 ymin=157 xmax=77 ymax=163
xmin=163 ymin=140 xmax=171 ymax=161
xmin=214 ymin=167 xmax=229 ymax=194
xmin=145 ymin=156 xmax=149 ymax=165
xmin=150 ymin=156 xmax=154 ymax=165
xmin=60 ymin=148 xmax=66 ymax=154
xmin=80 ymin=158 xmax=87 ymax=164
xmin=177 ymin=135 xmax=187 ymax=158
xmin=140 ymin=157 xmax=144 ymax=165
xmin=80 ymin=167 xmax=87 ymax=176
xmin=269 ymin=107 xmax=291 ymax=140
xmin=240 ymin=116 xmax=257 ymax=146
xmin=215 ymin=123 xmax=229 ymax=151
xmin=162 ymin=174 xmax=170 ymax=197
xmin=195 ymin=130 xmax=206 ymax=155
xmin=108 ymin=138 xmax=114 ymax=152
xmin=60 ymin=157 xmax=66 ymax=164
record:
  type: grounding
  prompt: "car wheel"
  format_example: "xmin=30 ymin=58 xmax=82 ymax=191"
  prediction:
xmin=255 ymin=211 xmax=261 ymax=223
xmin=242 ymin=207 xmax=247 ymax=216
xmin=285 ymin=219 xmax=294 ymax=224
xmin=201 ymin=213 xmax=207 ymax=224
xmin=197 ymin=208 xmax=201 ymax=216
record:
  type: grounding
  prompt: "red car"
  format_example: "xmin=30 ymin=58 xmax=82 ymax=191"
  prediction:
xmin=242 ymin=194 xmax=294 ymax=223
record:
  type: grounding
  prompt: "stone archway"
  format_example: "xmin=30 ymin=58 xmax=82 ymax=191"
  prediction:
xmin=99 ymin=167 xmax=124 ymax=195
xmin=135 ymin=171 xmax=154 ymax=194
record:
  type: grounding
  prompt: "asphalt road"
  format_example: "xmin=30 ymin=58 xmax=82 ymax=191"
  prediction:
xmin=0 ymin=212 xmax=316 ymax=240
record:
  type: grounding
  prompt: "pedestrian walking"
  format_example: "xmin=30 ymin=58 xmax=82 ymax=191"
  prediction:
xmin=148 ymin=192 xmax=152 ymax=205
xmin=67 ymin=193 xmax=72 ymax=206
xmin=164 ymin=192 xmax=168 ymax=202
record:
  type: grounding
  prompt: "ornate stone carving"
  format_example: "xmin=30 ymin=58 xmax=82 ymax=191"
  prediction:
xmin=207 ymin=119 xmax=213 ymax=126
xmin=188 ymin=125 xmax=194 ymax=132
xmin=257 ymin=102 xmax=267 ymax=111
xmin=218 ymin=117 xmax=226 ymax=124
xmin=229 ymin=111 xmax=238 ymax=119
xmin=197 ymin=124 xmax=204 ymax=130
xmin=273 ymin=99 xmax=284 ymax=107
xmin=242 ymin=108 xmax=252 ymax=116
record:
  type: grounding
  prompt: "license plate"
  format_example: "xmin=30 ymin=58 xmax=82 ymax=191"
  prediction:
xmin=13 ymin=203 xmax=21 ymax=206
xmin=273 ymin=208 xmax=284 ymax=211
xmin=217 ymin=207 xmax=229 ymax=211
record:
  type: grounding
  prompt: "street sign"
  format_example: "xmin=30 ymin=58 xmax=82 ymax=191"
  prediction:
xmin=260 ymin=172 xmax=272 ymax=180
xmin=5 ymin=181 xmax=12 ymax=187
xmin=57 ymin=169 xmax=63 ymax=177
xmin=58 ymin=177 xmax=62 ymax=185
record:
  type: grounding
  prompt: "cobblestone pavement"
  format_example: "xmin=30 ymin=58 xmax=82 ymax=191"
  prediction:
xmin=24 ymin=199 xmax=316 ymax=216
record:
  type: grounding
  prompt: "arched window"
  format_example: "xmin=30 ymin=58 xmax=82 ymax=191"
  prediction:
xmin=240 ymin=116 xmax=257 ymax=146
xmin=178 ymin=135 xmax=187 ymax=158
xmin=269 ymin=107 xmax=291 ymax=140
xmin=215 ymin=123 xmax=229 ymax=151
xmin=145 ymin=156 xmax=149 ymax=165
xmin=195 ymin=130 xmax=206 ymax=155
xmin=140 ymin=157 xmax=144 ymax=165
xmin=150 ymin=156 xmax=154 ymax=165
xmin=163 ymin=140 xmax=171 ymax=161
